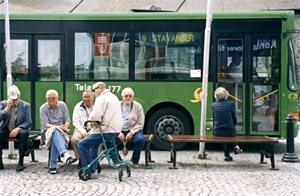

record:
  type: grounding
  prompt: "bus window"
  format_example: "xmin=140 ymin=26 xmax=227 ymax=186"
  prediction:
xmin=135 ymin=32 xmax=201 ymax=80
xmin=37 ymin=40 xmax=61 ymax=81
xmin=11 ymin=39 xmax=29 ymax=81
xmin=75 ymin=32 xmax=129 ymax=80
xmin=288 ymin=39 xmax=299 ymax=91
xmin=252 ymin=37 xmax=279 ymax=132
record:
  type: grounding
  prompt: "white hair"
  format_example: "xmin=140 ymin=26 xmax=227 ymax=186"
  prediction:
xmin=46 ymin=89 xmax=58 ymax=98
xmin=214 ymin=87 xmax=229 ymax=101
xmin=121 ymin=87 xmax=134 ymax=97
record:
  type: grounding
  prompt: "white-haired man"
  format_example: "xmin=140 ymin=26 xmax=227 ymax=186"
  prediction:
xmin=78 ymin=82 xmax=122 ymax=179
xmin=0 ymin=85 xmax=32 ymax=171
xmin=40 ymin=89 xmax=75 ymax=174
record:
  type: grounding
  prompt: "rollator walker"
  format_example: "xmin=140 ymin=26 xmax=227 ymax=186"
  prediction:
xmin=79 ymin=121 xmax=131 ymax=181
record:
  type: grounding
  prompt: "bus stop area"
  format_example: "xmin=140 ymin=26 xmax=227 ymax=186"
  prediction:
xmin=0 ymin=136 xmax=299 ymax=195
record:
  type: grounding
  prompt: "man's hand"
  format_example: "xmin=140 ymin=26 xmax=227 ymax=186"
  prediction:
xmin=60 ymin=124 xmax=69 ymax=132
xmin=80 ymin=130 xmax=88 ymax=137
xmin=125 ymin=131 xmax=133 ymax=142
xmin=118 ymin=132 xmax=125 ymax=142
xmin=9 ymin=127 xmax=21 ymax=138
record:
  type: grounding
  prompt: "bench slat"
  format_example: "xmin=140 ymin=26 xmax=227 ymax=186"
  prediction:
xmin=167 ymin=135 xmax=278 ymax=144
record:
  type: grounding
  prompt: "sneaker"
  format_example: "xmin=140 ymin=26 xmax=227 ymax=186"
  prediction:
xmin=90 ymin=171 xmax=99 ymax=179
xmin=234 ymin=146 xmax=243 ymax=154
xmin=49 ymin=168 xmax=57 ymax=174
xmin=61 ymin=152 xmax=76 ymax=166
xmin=224 ymin=156 xmax=233 ymax=161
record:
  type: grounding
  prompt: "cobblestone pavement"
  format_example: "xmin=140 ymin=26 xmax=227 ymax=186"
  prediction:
xmin=0 ymin=138 xmax=300 ymax=196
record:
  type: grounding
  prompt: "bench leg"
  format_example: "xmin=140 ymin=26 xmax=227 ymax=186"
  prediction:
xmin=259 ymin=144 xmax=267 ymax=164
xmin=169 ymin=142 xmax=177 ymax=169
xmin=268 ymin=144 xmax=279 ymax=170
xmin=144 ymin=141 xmax=152 ymax=169
xmin=28 ymin=139 xmax=38 ymax=162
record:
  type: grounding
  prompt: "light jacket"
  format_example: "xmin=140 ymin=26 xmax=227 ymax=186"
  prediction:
xmin=121 ymin=100 xmax=144 ymax=134
xmin=89 ymin=89 xmax=122 ymax=134
xmin=72 ymin=101 xmax=91 ymax=134
xmin=0 ymin=100 xmax=32 ymax=133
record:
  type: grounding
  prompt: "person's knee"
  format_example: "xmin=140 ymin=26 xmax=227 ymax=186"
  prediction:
xmin=134 ymin=137 xmax=145 ymax=147
xmin=17 ymin=130 xmax=29 ymax=140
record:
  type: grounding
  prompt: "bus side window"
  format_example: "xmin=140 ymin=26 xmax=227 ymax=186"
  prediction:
xmin=10 ymin=39 xmax=29 ymax=81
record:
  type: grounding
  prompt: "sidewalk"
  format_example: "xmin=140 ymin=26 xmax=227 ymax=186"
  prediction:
xmin=0 ymin=140 xmax=299 ymax=196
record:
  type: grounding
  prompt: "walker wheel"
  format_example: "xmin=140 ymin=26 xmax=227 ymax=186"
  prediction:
xmin=126 ymin=165 xmax=131 ymax=177
xmin=118 ymin=169 xmax=123 ymax=182
xmin=79 ymin=169 xmax=91 ymax=181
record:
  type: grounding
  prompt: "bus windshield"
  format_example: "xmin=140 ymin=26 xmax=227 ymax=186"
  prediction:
xmin=288 ymin=39 xmax=300 ymax=91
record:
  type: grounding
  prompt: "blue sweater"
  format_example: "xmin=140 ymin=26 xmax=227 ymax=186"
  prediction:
xmin=211 ymin=99 xmax=237 ymax=136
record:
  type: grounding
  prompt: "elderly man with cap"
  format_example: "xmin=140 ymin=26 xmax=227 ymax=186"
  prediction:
xmin=0 ymin=85 xmax=32 ymax=171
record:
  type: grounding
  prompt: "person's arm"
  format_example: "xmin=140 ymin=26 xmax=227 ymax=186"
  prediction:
xmin=72 ymin=103 xmax=87 ymax=135
xmin=17 ymin=102 xmax=32 ymax=132
xmin=61 ymin=102 xmax=70 ymax=132
xmin=231 ymin=102 xmax=237 ymax=126
xmin=130 ymin=102 xmax=145 ymax=135
xmin=0 ymin=101 xmax=11 ymax=121
xmin=88 ymin=96 xmax=106 ymax=123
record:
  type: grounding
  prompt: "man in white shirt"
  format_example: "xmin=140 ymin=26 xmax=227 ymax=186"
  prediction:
xmin=78 ymin=82 xmax=122 ymax=179
xmin=71 ymin=90 xmax=94 ymax=168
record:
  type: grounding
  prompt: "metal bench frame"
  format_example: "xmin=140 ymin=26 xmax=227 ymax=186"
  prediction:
xmin=167 ymin=135 xmax=279 ymax=170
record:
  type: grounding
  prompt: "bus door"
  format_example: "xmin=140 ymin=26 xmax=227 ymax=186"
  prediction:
xmin=250 ymin=36 xmax=279 ymax=134
xmin=33 ymin=35 xmax=63 ymax=130
xmin=215 ymin=35 xmax=280 ymax=135
xmin=9 ymin=35 xmax=63 ymax=130
xmin=215 ymin=36 xmax=245 ymax=134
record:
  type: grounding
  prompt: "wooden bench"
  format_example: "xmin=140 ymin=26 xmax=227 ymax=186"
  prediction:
xmin=167 ymin=135 xmax=279 ymax=170
xmin=7 ymin=134 xmax=39 ymax=162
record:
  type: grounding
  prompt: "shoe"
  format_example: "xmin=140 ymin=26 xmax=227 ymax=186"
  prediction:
xmin=61 ymin=152 xmax=76 ymax=166
xmin=234 ymin=146 xmax=243 ymax=154
xmin=130 ymin=160 xmax=139 ymax=168
xmin=90 ymin=171 xmax=99 ymax=179
xmin=49 ymin=168 xmax=57 ymax=174
xmin=224 ymin=156 xmax=233 ymax=161
xmin=66 ymin=157 xmax=76 ymax=166
xmin=16 ymin=163 xmax=25 ymax=172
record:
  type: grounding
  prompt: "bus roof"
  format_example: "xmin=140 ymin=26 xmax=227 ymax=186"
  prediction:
xmin=0 ymin=10 xmax=294 ymax=21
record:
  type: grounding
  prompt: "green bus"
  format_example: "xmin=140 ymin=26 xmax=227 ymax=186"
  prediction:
xmin=0 ymin=11 xmax=299 ymax=150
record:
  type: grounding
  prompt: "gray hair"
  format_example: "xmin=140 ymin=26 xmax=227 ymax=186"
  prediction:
xmin=214 ymin=87 xmax=229 ymax=101
xmin=121 ymin=87 xmax=135 ymax=97
xmin=46 ymin=89 xmax=58 ymax=98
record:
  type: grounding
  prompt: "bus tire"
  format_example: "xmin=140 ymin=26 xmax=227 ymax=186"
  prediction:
xmin=146 ymin=107 xmax=192 ymax=150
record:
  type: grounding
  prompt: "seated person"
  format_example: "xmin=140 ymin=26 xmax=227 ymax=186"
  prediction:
xmin=0 ymin=85 xmax=32 ymax=172
xmin=70 ymin=90 xmax=94 ymax=168
xmin=40 ymin=89 xmax=75 ymax=174
xmin=118 ymin=87 xmax=145 ymax=165
xmin=212 ymin=87 xmax=241 ymax=161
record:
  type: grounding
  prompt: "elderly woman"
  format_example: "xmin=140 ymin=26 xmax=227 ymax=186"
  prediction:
xmin=212 ymin=87 xmax=241 ymax=161
xmin=118 ymin=87 xmax=145 ymax=165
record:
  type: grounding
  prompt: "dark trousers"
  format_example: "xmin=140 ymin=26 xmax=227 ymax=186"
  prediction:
xmin=0 ymin=128 xmax=29 ymax=158
xmin=213 ymin=129 xmax=235 ymax=157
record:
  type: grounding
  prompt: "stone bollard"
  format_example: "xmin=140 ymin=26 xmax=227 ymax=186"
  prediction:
xmin=282 ymin=114 xmax=300 ymax=162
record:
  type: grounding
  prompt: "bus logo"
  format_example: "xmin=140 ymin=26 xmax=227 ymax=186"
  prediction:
xmin=191 ymin=88 xmax=202 ymax=103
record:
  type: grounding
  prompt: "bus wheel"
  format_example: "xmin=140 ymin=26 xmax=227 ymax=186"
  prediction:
xmin=146 ymin=108 xmax=192 ymax=150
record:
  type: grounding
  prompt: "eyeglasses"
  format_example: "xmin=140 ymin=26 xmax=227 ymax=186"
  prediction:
xmin=47 ymin=97 xmax=56 ymax=100
xmin=92 ymin=87 xmax=100 ymax=92
xmin=124 ymin=95 xmax=132 ymax=98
